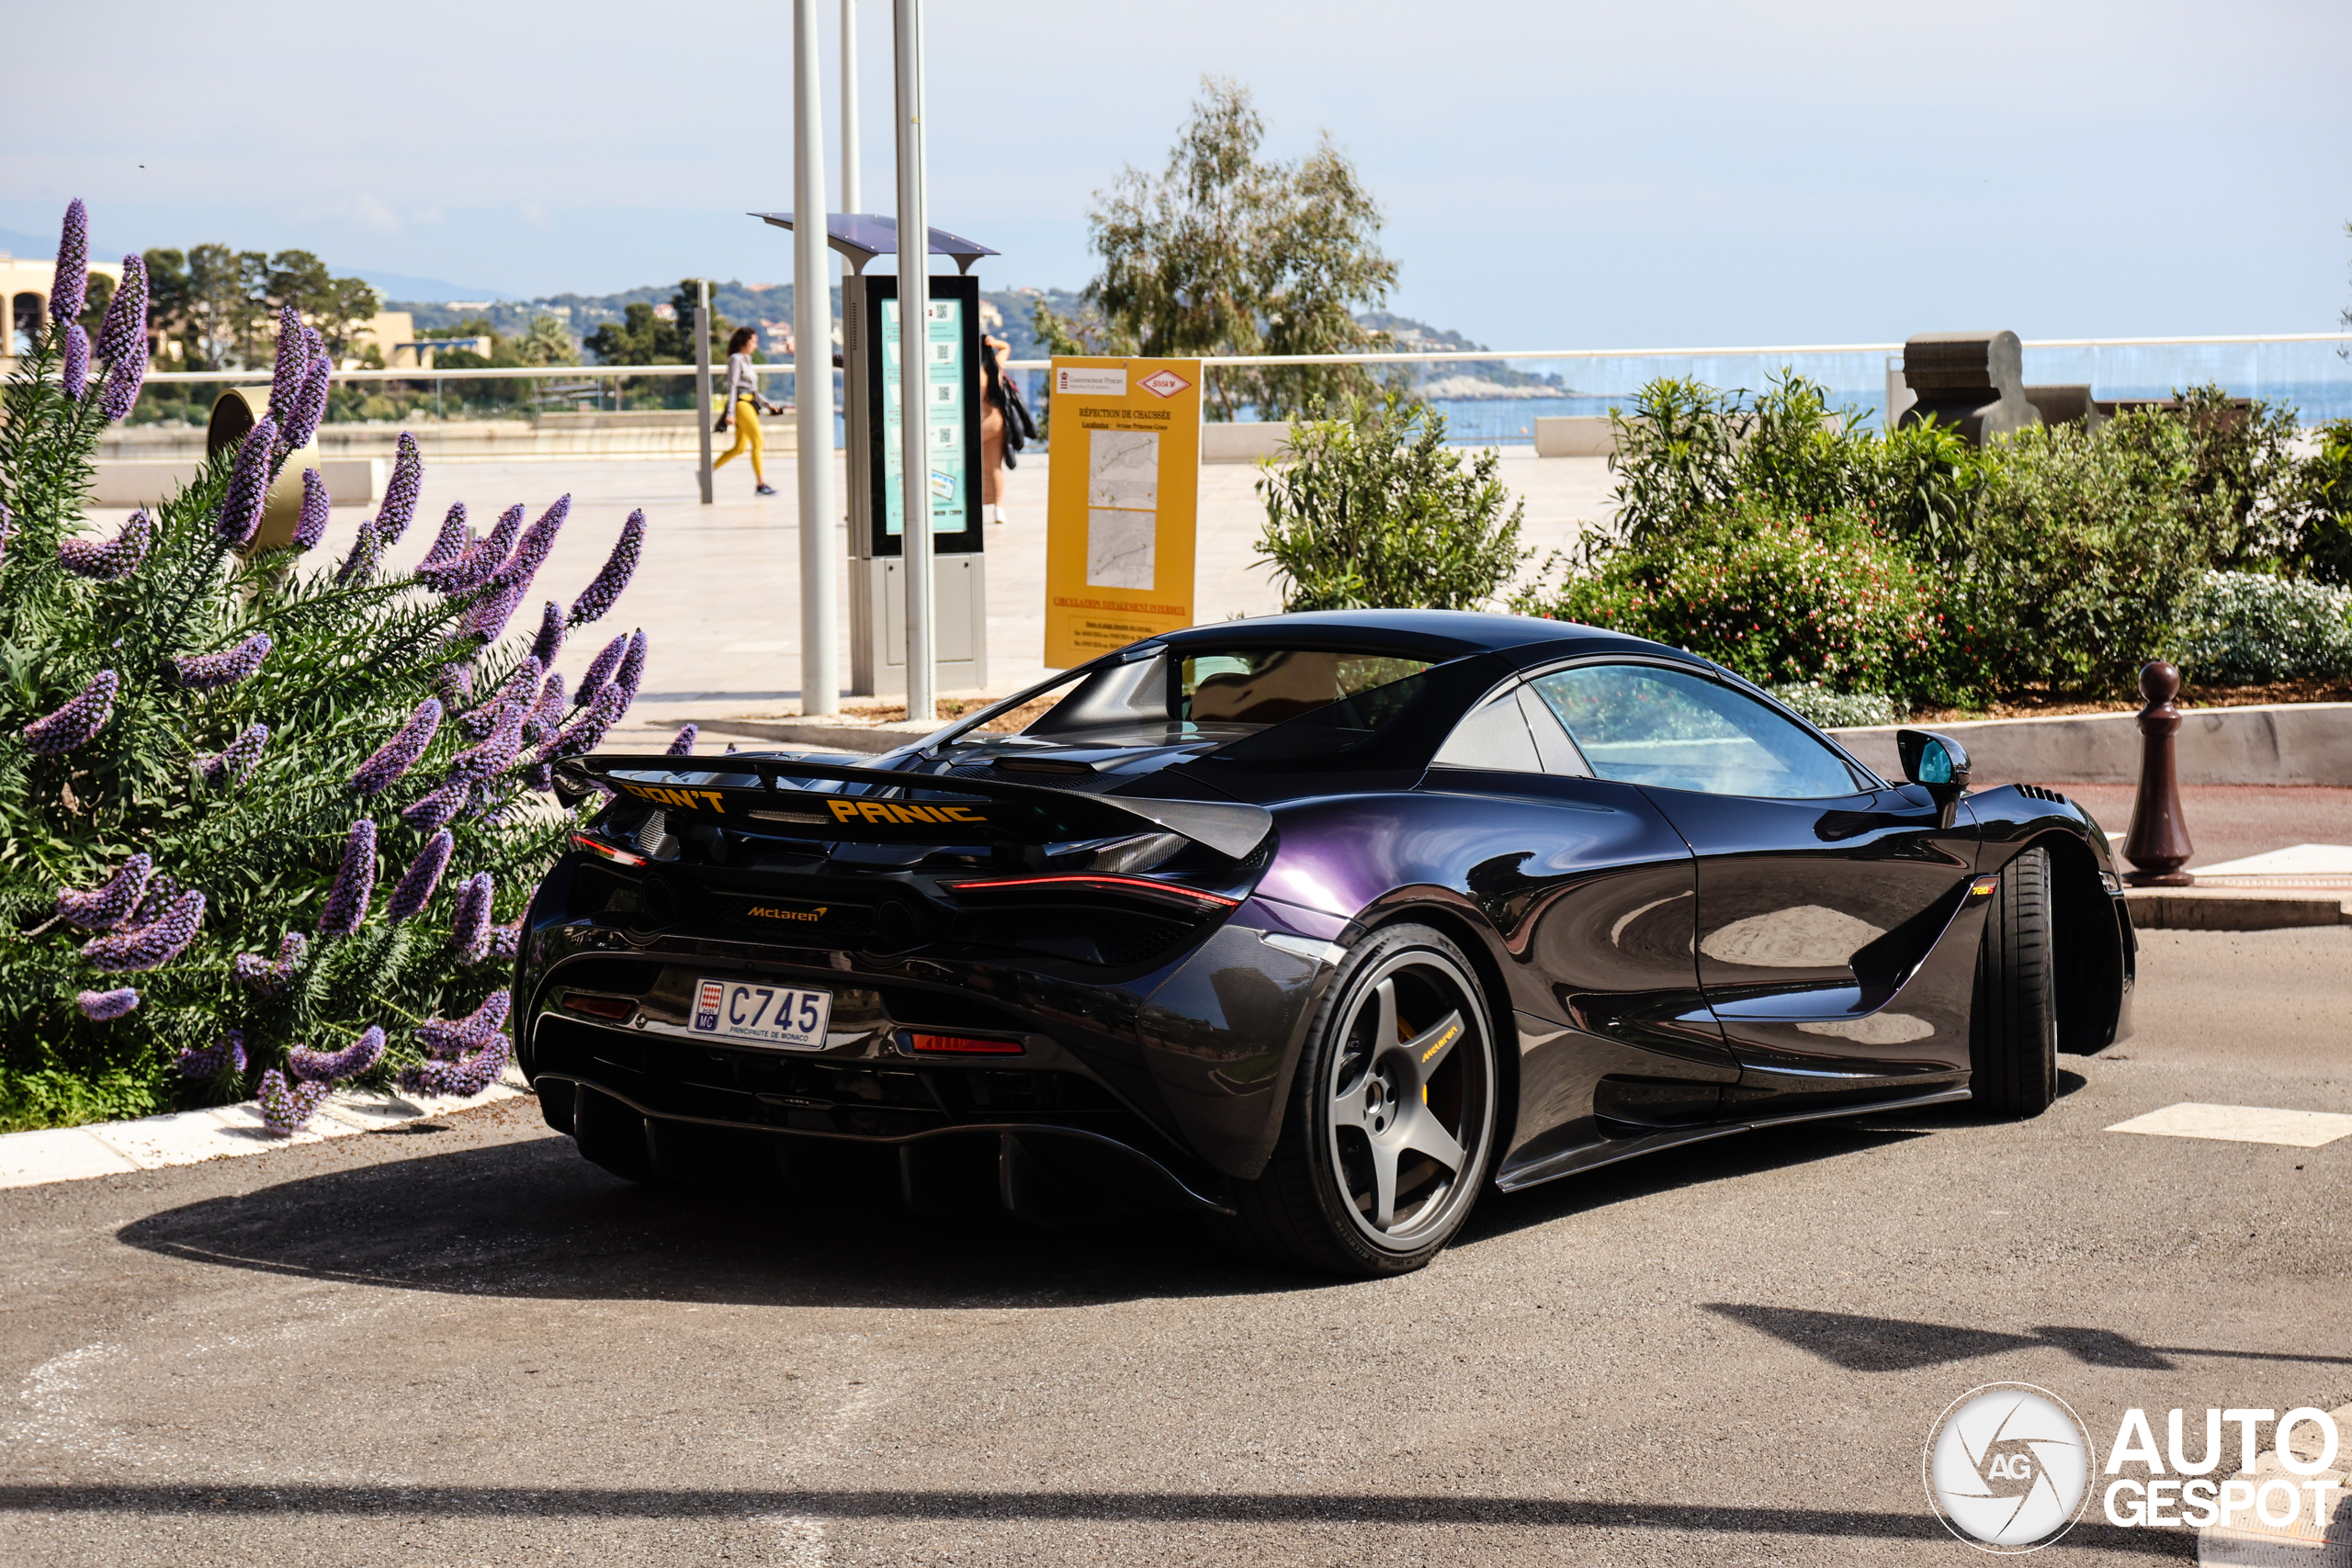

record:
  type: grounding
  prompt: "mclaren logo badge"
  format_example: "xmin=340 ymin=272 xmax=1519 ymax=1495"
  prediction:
xmin=745 ymin=905 xmax=829 ymax=923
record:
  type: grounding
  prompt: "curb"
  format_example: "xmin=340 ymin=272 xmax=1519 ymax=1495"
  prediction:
xmin=0 ymin=1070 xmax=531 ymax=1191
xmin=694 ymin=716 xmax=935 ymax=755
xmin=2125 ymin=888 xmax=2352 ymax=931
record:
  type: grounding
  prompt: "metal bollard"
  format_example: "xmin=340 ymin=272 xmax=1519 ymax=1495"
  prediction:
xmin=2122 ymin=660 xmax=2195 ymax=886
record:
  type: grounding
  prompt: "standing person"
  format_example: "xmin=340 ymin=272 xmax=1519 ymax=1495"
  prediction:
xmin=978 ymin=335 xmax=1036 ymax=524
xmin=712 ymin=327 xmax=785 ymax=497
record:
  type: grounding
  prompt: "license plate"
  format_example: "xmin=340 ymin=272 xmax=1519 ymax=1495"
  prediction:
xmin=690 ymin=978 xmax=833 ymax=1049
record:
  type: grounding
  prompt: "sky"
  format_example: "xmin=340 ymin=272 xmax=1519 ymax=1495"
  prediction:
xmin=5 ymin=0 xmax=2349 ymax=349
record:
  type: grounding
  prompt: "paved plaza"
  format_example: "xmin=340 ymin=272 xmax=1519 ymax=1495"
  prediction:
xmin=85 ymin=446 xmax=1616 ymax=747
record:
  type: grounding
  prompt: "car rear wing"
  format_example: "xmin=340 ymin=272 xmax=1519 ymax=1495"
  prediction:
xmin=566 ymin=752 xmax=1275 ymax=861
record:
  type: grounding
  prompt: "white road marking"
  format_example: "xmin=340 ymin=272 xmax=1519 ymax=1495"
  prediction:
xmin=2106 ymin=1102 xmax=2352 ymax=1149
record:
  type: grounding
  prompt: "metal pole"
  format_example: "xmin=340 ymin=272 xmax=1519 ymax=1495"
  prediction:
xmin=893 ymin=0 xmax=933 ymax=722
xmin=795 ymin=0 xmax=840 ymax=716
xmin=694 ymin=279 xmax=715 ymax=505
xmin=841 ymin=0 xmax=860 ymax=214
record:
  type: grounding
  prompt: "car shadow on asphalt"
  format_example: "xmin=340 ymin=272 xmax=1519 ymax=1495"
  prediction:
xmin=113 ymin=1134 xmax=1295 ymax=1309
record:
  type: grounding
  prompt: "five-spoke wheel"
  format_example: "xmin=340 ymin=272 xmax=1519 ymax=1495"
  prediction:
xmin=1222 ymin=923 xmax=1498 ymax=1275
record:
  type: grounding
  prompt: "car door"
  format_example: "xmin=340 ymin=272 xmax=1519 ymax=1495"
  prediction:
xmin=1524 ymin=660 xmax=1982 ymax=1110
xmin=1419 ymin=678 xmax=1738 ymax=1172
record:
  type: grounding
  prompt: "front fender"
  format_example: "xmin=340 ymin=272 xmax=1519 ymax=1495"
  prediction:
xmin=1969 ymin=784 xmax=2135 ymax=1051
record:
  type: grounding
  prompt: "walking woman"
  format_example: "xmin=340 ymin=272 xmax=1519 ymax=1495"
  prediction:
xmin=712 ymin=326 xmax=785 ymax=496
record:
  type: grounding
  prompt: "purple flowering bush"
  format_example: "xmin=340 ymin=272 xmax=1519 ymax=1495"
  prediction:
xmin=0 ymin=199 xmax=654 ymax=1132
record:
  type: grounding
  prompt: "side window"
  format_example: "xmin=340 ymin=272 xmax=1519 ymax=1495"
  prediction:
xmin=1431 ymin=685 xmax=1543 ymax=772
xmin=1528 ymin=663 xmax=1861 ymax=799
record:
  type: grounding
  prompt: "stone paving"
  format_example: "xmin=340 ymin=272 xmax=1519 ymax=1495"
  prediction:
xmin=96 ymin=447 xmax=1619 ymax=749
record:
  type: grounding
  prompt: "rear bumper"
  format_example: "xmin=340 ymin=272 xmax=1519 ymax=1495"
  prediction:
xmin=515 ymin=882 xmax=1345 ymax=1183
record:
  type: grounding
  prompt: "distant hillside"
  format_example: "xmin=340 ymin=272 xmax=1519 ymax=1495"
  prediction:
xmin=389 ymin=288 xmax=1539 ymax=393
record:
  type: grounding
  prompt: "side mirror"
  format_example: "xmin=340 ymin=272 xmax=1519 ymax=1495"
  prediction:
xmin=1896 ymin=728 xmax=1971 ymax=825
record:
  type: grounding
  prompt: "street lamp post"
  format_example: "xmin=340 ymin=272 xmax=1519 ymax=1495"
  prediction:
xmin=793 ymin=0 xmax=839 ymax=716
xmin=841 ymin=0 xmax=860 ymax=214
xmin=694 ymin=278 xmax=714 ymax=506
xmin=892 ymin=0 xmax=933 ymax=722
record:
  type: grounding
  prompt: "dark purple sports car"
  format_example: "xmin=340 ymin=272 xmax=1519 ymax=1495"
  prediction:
xmin=519 ymin=610 xmax=2133 ymax=1276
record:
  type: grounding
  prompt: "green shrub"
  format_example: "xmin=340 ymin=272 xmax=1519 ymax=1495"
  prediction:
xmin=1511 ymin=501 xmax=1956 ymax=705
xmin=1767 ymin=682 xmax=1901 ymax=728
xmin=2169 ymin=570 xmax=2352 ymax=684
xmin=2290 ymin=418 xmax=2352 ymax=583
xmin=1605 ymin=372 xmax=1977 ymax=554
xmin=1943 ymin=412 xmax=2206 ymax=696
xmin=1256 ymin=396 xmax=1527 ymax=612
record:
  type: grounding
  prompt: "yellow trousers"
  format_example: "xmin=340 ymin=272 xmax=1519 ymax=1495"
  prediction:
xmin=713 ymin=398 xmax=764 ymax=483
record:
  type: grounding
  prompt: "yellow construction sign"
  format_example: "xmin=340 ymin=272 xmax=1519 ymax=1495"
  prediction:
xmin=1043 ymin=356 xmax=1202 ymax=668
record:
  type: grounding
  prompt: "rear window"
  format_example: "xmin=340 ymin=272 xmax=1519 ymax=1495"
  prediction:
xmin=1180 ymin=651 xmax=1431 ymax=727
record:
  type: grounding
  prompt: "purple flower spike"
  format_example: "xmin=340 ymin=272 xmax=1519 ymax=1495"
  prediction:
xmin=293 ymin=468 xmax=331 ymax=550
xmin=522 ymin=672 xmax=567 ymax=746
xmin=177 ymin=1030 xmax=247 ymax=1080
xmin=77 ymin=987 xmax=140 ymax=1022
xmin=572 ymin=633 xmax=628 ymax=708
xmin=95 ymin=254 xmax=147 ymax=367
xmin=51 ymin=201 xmax=89 ymax=324
xmin=666 ymin=724 xmax=697 ymax=756
xmin=81 ymin=888 xmax=205 ymax=973
xmin=217 ymin=416 xmax=279 ymax=544
xmin=98 ymin=352 xmax=144 ymax=423
xmin=317 ymin=818 xmax=377 ymax=939
xmin=350 ymin=697 xmax=443 ymax=795
xmin=461 ymin=572 xmax=529 ymax=643
xmin=55 ymin=853 xmax=153 ymax=931
xmin=542 ymin=679 xmax=628 ymax=763
xmin=415 ymin=989 xmax=513 ymax=1056
xmin=502 ymin=495 xmax=571 ymax=583
xmin=403 ymin=1031 xmax=510 ymax=1097
xmin=288 ymin=1024 xmax=386 ymax=1084
xmin=232 ymin=931 xmax=306 ymax=999
xmin=58 ymin=508 xmax=152 ymax=581
xmin=386 ymin=829 xmax=455 ymax=922
xmin=401 ymin=778 xmax=472 ymax=833
xmin=434 ymin=662 xmax=475 ymax=706
xmin=528 ymin=601 xmax=564 ymax=669
xmin=570 ymin=510 xmax=645 ymax=626
xmin=448 ymin=873 xmax=494 ymax=964
xmin=200 ymin=722 xmax=268 ymax=788
xmin=613 ymin=629 xmax=649 ymax=704
xmin=267 ymin=305 xmax=306 ymax=425
xmin=417 ymin=502 xmax=468 ymax=573
xmin=168 ymin=631 xmax=272 ymax=692
xmin=447 ymin=695 xmax=526 ymax=784
xmin=130 ymin=872 xmax=185 ymax=928
xmin=255 ymin=1068 xmax=330 ymax=1134
xmin=375 ymin=434 xmax=424 ymax=547
xmin=335 ymin=521 xmax=382 ymax=586
xmin=23 ymin=669 xmax=119 ymax=754
xmin=283 ymin=355 xmax=331 ymax=452
xmin=62 ymin=324 xmax=89 ymax=401
xmin=485 ymin=920 xmax=524 ymax=961
xmin=427 ymin=503 xmax=523 ymax=596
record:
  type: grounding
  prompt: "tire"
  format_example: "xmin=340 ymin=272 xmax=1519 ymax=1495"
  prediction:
xmin=1218 ymin=923 xmax=1499 ymax=1277
xmin=1972 ymin=847 xmax=2058 ymax=1117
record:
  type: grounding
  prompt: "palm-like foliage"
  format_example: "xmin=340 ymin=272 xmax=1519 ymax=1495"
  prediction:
xmin=0 ymin=209 xmax=649 ymax=1131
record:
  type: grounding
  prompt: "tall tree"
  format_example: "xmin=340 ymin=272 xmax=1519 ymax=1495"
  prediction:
xmin=1035 ymin=78 xmax=1397 ymax=422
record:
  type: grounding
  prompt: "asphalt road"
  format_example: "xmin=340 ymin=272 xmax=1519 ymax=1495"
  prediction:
xmin=4 ymin=928 xmax=2346 ymax=1566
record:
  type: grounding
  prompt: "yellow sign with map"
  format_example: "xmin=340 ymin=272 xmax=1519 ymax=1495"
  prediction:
xmin=1043 ymin=356 xmax=1202 ymax=668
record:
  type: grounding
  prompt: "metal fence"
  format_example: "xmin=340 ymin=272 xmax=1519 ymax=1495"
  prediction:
xmin=119 ymin=331 xmax=2352 ymax=443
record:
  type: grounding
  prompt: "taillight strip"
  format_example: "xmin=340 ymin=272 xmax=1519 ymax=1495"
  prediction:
xmin=944 ymin=873 xmax=1240 ymax=909
xmin=908 ymin=1032 xmax=1024 ymax=1055
xmin=571 ymin=832 xmax=647 ymax=866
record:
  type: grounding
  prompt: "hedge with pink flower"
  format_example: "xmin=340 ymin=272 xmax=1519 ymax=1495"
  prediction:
xmin=0 ymin=199 xmax=657 ymax=1134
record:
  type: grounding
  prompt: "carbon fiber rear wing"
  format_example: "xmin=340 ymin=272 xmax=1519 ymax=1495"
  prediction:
xmin=568 ymin=752 xmax=1275 ymax=861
